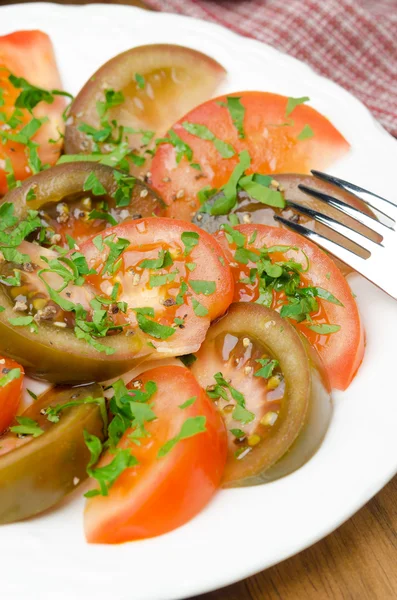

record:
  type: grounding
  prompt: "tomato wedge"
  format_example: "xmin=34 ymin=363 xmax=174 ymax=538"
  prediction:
xmin=151 ymin=91 xmax=350 ymax=220
xmin=65 ymin=44 xmax=226 ymax=170
xmin=0 ymin=357 xmax=24 ymax=434
xmin=79 ymin=217 xmax=234 ymax=358
xmin=0 ymin=30 xmax=65 ymax=195
xmin=214 ymin=224 xmax=364 ymax=390
xmin=84 ymin=365 xmax=227 ymax=543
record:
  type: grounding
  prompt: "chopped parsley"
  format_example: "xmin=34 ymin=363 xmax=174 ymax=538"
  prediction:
xmin=189 ymin=280 xmax=216 ymax=295
xmin=135 ymin=73 xmax=146 ymax=89
xmin=84 ymin=434 xmax=138 ymax=498
xmin=8 ymin=316 xmax=38 ymax=333
xmin=179 ymin=353 xmax=197 ymax=367
xmin=8 ymin=74 xmax=73 ymax=113
xmin=157 ymin=416 xmax=207 ymax=458
xmin=182 ymin=121 xmax=235 ymax=158
xmin=227 ymin=232 xmax=342 ymax=333
xmin=136 ymin=311 xmax=175 ymax=339
xmin=206 ymin=372 xmax=245 ymax=406
xmin=255 ymin=358 xmax=278 ymax=379
xmin=83 ymin=172 xmax=107 ymax=196
xmin=232 ymin=404 xmax=255 ymax=424
xmin=10 ymin=416 xmax=44 ymax=438
xmin=157 ymin=129 xmax=193 ymax=163
xmin=285 ymin=96 xmax=310 ymax=117
xmin=230 ymin=428 xmax=245 ymax=438
xmin=0 ymin=367 xmax=21 ymax=388
xmin=307 ymin=323 xmax=341 ymax=334
xmin=224 ymin=96 xmax=245 ymax=138
xmin=297 ymin=124 xmax=315 ymax=140
xmin=192 ymin=298 xmax=208 ymax=317
xmin=139 ymin=249 xmax=173 ymax=269
xmin=179 ymin=396 xmax=197 ymax=409
xmin=84 ymin=379 xmax=159 ymax=496
xmin=149 ymin=272 xmax=177 ymax=287
xmin=181 ymin=231 xmax=199 ymax=256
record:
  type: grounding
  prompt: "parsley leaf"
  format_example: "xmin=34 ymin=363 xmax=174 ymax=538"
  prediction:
xmin=210 ymin=150 xmax=251 ymax=215
xmin=255 ymin=358 xmax=278 ymax=379
xmin=136 ymin=313 xmax=175 ymax=339
xmin=8 ymin=316 xmax=37 ymax=333
xmin=135 ymin=73 xmax=145 ymax=89
xmin=232 ymin=404 xmax=255 ymax=424
xmin=238 ymin=174 xmax=285 ymax=208
xmin=307 ymin=323 xmax=341 ymax=334
xmin=285 ymin=96 xmax=310 ymax=117
xmin=225 ymin=96 xmax=245 ymax=138
xmin=84 ymin=435 xmax=138 ymax=497
xmin=182 ymin=121 xmax=235 ymax=158
xmin=158 ymin=129 xmax=193 ymax=163
xmin=83 ymin=172 xmax=107 ymax=196
xmin=157 ymin=416 xmax=206 ymax=457
xmin=149 ymin=272 xmax=177 ymax=287
xmin=192 ymin=298 xmax=208 ymax=317
xmin=179 ymin=396 xmax=197 ymax=409
xmin=179 ymin=353 xmax=197 ymax=367
xmin=0 ymin=367 xmax=21 ymax=388
xmin=139 ymin=249 xmax=173 ymax=270
xmin=102 ymin=235 xmax=130 ymax=275
xmin=189 ymin=280 xmax=216 ymax=295
xmin=230 ymin=428 xmax=245 ymax=438
xmin=297 ymin=124 xmax=314 ymax=140
xmin=10 ymin=416 xmax=44 ymax=437
xmin=181 ymin=231 xmax=199 ymax=256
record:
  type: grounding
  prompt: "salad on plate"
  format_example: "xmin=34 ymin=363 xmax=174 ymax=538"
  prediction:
xmin=0 ymin=30 xmax=365 ymax=544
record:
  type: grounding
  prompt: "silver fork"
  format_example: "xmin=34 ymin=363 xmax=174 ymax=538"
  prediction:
xmin=274 ymin=171 xmax=397 ymax=300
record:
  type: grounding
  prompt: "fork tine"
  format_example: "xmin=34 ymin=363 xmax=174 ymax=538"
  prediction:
xmin=297 ymin=184 xmax=391 ymax=236
xmin=285 ymin=200 xmax=382 ymax=254
xmin=274 ymin=215 xmax=369 ymax=274
xmin=311 ymin=170 xmax=397 ymax=224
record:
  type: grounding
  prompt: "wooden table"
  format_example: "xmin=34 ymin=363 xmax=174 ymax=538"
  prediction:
xmin=3 ymin=0 xmax=397 ymax=597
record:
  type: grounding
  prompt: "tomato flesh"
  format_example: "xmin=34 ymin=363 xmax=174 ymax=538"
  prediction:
xmin=84 ymin=365 xmax=227 ymax=543
xmin=0 ymin=30 xmax=65 ymax=195
xmin=215 ymin=224 xmax=364 ymax=390
xmin=0 ymin=357 xmax=24 ymax=434
xmin=151 ymin=91 xmax=350 ymax=220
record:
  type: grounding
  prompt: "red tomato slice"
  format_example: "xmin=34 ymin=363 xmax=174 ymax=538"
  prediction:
xmin=214 ymin=224 xmax=364 ymax=390
xmin=0 ymin=357 xmax=24 ymax=434
xmin=84 ymin=365 xmax=227 ymax=543
xmin=0 ymin=30 xmax=65 ymax=195
xmin=78 ymin=217 xmax=234 ymax=357
xmin=151 ymin=91 xmax=350 ymax=220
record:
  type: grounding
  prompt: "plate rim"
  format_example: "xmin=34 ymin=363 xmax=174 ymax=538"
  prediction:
xmin=0 ymin=4 xmax=396 ymax=600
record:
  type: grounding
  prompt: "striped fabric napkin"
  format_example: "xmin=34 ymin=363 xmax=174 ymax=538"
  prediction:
xmin=145 ymin=0 xmax=397 ymax=136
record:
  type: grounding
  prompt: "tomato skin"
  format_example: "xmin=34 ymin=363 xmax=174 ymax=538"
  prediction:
xmin=215 ymin=224 xmax=364 ymax=391
xmin=0 ymin=358 xmax=24 ymax=434
xmin=0 ymin=30 xmax=65 ymax=195
xmin=84 ymin=366 xmax=227 ymax=543
xmin=151 ymin=91 xmax=350 ymax=220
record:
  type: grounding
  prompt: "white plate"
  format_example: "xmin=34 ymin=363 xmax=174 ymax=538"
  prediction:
xmin=1 ymin=4 xmax=397 ymax=599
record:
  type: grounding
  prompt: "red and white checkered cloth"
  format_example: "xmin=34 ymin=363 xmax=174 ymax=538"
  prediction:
xmin=145 ymin=0 xmax=397 ymax=136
